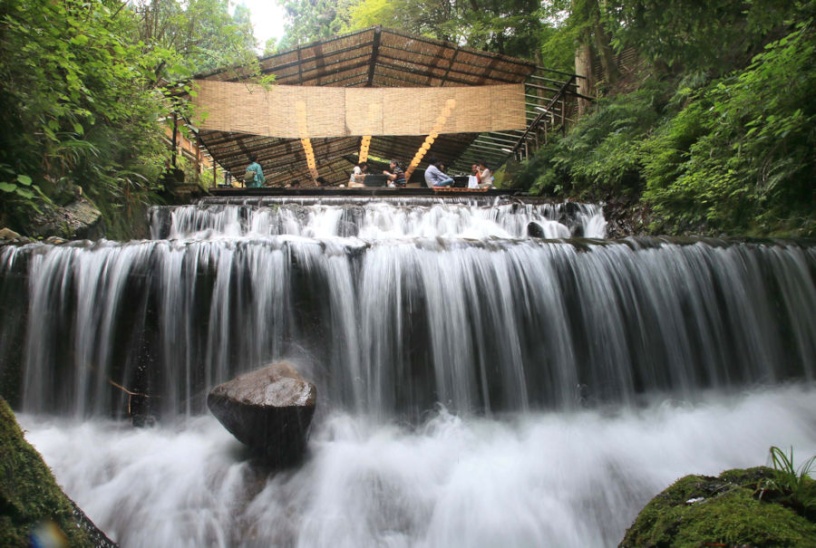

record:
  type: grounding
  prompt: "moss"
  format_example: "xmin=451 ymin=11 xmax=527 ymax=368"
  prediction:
xmin=621 ymin=469 xmax=816 ymax=548
xmin=0 ymin=397 xmax=115 ymax=547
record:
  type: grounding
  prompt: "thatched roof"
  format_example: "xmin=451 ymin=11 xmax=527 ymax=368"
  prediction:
xmin=193 ymin=27 xmax=578 ymax=187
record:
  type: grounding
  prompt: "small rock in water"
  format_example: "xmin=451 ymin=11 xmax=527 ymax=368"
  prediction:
xmin=207 ymin=362 xmax=316 ymax=465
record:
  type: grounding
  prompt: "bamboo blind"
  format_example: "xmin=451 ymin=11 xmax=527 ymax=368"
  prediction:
xmin=193 ymin=80 xmax=526 ymax=138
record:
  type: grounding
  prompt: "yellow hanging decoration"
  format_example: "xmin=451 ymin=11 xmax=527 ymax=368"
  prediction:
xmin=404 ymin=99 xmax=456 ymax=181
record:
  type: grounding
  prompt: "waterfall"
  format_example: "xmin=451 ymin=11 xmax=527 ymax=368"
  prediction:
xmin=148 ymin=197 xmax=607 ymax=240
xmin=2 ymin=197 xmax=815 ymax=547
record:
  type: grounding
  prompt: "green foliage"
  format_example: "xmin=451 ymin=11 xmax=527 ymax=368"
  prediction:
xmin=336 ymin=0 xmax=546 ymax=59
xmin=521 ymin=79 xmax=670 ymax=200
xmin=643 ymin=20 xmax=816 ymax=235
xmin=0 ymin=0 xmax=258 ymax=236
xmin=0 ymin=167 xmax=51 ymax=215
xmin=516 ymin=6 xmax=816 ymax=238
xmin=539 ymin=22 xmax=579 ymax=73
xmin=604 ymin=0 xmax=801 ymax=75
xmin=0 ymin=0 xmax=160 ymax=230
xmin=129 ymin=0 xmax=258 ymax=80
xmin=759 ymin=446 xmax=816 ymax=519
xmin=279 ymin=0 xmax=348 ymax=48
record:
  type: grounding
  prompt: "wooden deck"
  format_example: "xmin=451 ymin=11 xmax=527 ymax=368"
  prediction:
xmin=208 ymin=186 xmax=522 ymax=198
xmin=207 ymin=186 xmax=526 ymax=198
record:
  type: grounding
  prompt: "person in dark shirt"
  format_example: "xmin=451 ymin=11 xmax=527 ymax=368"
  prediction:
xmin=383 ymin=159 xmax=406 ymax=188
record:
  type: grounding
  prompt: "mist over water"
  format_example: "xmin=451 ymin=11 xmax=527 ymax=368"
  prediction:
xmin=3 ymin=197 xmax=816 ymax=546
xmin=20 ymin=385 xmax=816 ymax=547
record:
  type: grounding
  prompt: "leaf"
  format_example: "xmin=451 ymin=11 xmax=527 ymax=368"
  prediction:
xmin=0 ymin=182 xmax=18 ymax=193
xmin=16 ymin=174 xmax=33 ymax=186
xmin=70 ymin=34 xmax=89 ymax=47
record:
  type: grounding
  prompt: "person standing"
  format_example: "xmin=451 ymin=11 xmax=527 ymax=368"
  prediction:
xmin=383 ymin=159 xmax=406 ymax=188
xmin=243 ymin=154 xmax=265 ymax=188
xmin=423 ymin=157 xmax=454 ymax=188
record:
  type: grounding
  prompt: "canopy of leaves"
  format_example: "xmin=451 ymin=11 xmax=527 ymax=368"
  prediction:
xmin=0 ymin=0 xmax=257 ymax=236
xmin=277 ymin=0 xmax=557 ymax=61
xmin=516 ymin=0 xmax=816 ymax=237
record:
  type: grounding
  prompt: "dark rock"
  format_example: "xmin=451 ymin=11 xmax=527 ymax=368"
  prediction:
xmin=28 ymin=196 xmax=103 ymax=240
xmin=527 ymin=221 xmax=546 ymax=238
xmin=527 ymin=220 xmax=570 ymax=239
xmin=207 ymin=362 xmax=316 ymax=465
xmin=602 ymin=197 xmax=652 ymax=238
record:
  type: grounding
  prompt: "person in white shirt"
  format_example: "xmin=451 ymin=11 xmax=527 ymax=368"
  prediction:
xmin=467 ymin=163 xmax=480 ymax=188
xmin=349 ymin=162 xmax=368 ymax=187
xmin=477 ymin=160 xmax=494 ymax=189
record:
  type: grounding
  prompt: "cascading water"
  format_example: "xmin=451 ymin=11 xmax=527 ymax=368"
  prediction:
xmin=1 ymin=197 xmax=815 ymax=547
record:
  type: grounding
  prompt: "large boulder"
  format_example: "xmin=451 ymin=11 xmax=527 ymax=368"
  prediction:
xmin=207 ymin=362 xmax=317 ymax=465
xmin=620 ymin=467 xmax=816 ymax=547
xmin=28 ymin=196 xmax=103 ymax=240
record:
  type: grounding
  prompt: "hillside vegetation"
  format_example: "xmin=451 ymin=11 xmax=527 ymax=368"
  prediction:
xmin=514 ymin=1 xmax=816 ymax=237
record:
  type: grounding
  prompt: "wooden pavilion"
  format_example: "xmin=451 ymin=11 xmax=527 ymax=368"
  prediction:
xmin=189 ymin=27 xmax=584 ymax=188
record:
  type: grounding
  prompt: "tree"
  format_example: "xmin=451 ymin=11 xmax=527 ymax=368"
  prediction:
xmin=603 ymin=0 xmax=801 ymax=75
xmin=278 ymin=0 xmax=348 ymax=48
xmin=128 ymin=0 xmax=258 ymax=80
xmin=0 ymin=0 xmax=260 ymax=235
xmin=339 ymin=0 xmax=545 ymax=59
xmin=0 ymin=0 xmax=168 ymax=231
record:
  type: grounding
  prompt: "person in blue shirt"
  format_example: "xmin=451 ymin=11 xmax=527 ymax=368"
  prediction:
xmin=243 ymin=154 xmax=265 ymax=188
xmin=423 ymin=157 xmax=454 ymax=188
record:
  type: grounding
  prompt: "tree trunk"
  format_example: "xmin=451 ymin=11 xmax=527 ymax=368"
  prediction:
xmin=575 ymin=42 xmax=593 ymax=115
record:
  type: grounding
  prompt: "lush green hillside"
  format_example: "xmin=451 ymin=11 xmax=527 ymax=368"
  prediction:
xmin=0 ymin=0 xmax=257 ymax=238
xmin=515 ymin=1 xmax=816 ymax=237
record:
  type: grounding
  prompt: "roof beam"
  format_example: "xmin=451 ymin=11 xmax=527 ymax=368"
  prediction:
xmin=366 ymin=27 xmax=382 ymax=87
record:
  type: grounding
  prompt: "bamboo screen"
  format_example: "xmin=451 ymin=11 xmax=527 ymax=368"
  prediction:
xmin=192 ymin=80 xmax=526 ymax=138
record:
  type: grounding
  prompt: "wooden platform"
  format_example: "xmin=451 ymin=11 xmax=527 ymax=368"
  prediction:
xmin=208 ymin=186 xmax=518 ymax=198
xmin=431 ymin=186 xmax=489 ymax=193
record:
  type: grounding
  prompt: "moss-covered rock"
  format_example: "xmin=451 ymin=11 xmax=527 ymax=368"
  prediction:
xmin=0 ymin=397 xmax=116 ymax=547
xmin=620 ymin=467 xmax=816 ymax=547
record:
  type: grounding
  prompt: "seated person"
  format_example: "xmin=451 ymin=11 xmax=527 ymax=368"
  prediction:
xmin=348 ymin=162 xmax=368 ymax=188
xmin=383 ymin=159 xmax=406 ymax=188
xmin=423 ymin=157 xmax=454 ymax=188
xmin=477 ymin=160 xmax=494 ymax=189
